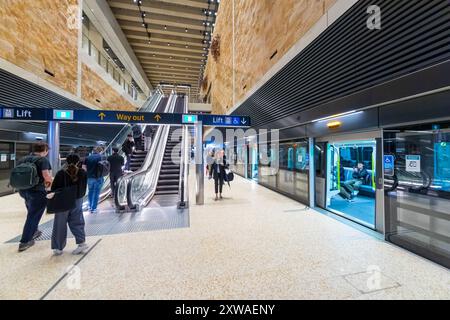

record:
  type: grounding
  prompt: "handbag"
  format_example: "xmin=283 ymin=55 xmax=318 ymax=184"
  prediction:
xmin=225 ymin=168 xmax=234 ymax=182
xmin=46 ymin=171 xmax=78 ymax=214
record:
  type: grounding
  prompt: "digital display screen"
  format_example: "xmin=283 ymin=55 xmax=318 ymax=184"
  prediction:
xmin=182 ymin=114 xmax=198 ymax=124
xmin=53 ymin=110 xmax=74 ymax=120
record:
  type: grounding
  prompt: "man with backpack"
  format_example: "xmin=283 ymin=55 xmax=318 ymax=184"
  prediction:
xmin=10 ymin=142 xmax=53 ymax=252
xmin=83 ymin=146 xmax=108 ymax=214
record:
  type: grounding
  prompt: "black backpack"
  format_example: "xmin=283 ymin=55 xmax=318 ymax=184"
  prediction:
xmin=9 ymin=157 xmax=41 ymax=190
xmin=96 ymin=159 xmax=110 ymax=178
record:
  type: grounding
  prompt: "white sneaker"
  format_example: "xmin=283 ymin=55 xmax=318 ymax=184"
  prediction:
xmin=53 ymin=249 xmax=63 ymax=256
xmin=72 ymin=243 xmax=89 ymax=255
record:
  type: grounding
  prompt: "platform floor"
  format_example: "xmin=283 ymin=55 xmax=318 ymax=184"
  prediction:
xmin=0 ymin=168 xmax=449 ymax=300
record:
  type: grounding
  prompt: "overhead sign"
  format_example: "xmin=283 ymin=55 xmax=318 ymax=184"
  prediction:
xmin=0 ymin=107 xmax=47 ymax=121
xmin=0 ymin=107 xmax=251 ymax=128
xmin=406 ymin=155 xmax=421 ymax=173
xmin=201 ymin=115 xmax=250 ymax=127
xmin=384 ymin=155 xmax=395 ymax=177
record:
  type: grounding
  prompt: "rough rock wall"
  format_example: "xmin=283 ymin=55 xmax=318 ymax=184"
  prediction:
xmin=203 ymin=0 xmax=337 ymax=115
xmin=0 ymin=0 xmax=79 ymax=95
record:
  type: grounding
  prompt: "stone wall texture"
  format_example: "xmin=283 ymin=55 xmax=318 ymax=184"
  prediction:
xmin=81 ymin=63 xmax=136 ymax=111
xmin=202 ymin=0 xmax=337 ymax=115
xmin=0 ymin=0 xmax=79 ymax=95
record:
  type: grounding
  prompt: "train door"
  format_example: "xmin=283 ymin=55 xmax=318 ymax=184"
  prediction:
xmin=325 ymin=139 xmax=377 ymax=228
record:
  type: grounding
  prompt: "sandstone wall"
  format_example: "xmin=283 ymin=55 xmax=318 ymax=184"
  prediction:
xmin=203 ymin=0 xmax=337 ymax=115
xmin=0 ymin=0 xmax=79 ymax=95
xmin=81 ymin=63 xmax=136 ymax=111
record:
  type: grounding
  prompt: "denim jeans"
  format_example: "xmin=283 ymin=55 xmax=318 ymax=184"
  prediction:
xmin=19 ymin=189 xmax=47 ymax=243
xmin=87 ymin=177 xmax=104 ymax=211
xmin=125 ymin=154 xmax=131 ymax=171
xmin=51 ymin=198 xmax=86 ymax=250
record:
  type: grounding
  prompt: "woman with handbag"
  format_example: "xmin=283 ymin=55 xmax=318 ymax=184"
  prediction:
xmin=49 ymin=154 xmax=89 ymax=256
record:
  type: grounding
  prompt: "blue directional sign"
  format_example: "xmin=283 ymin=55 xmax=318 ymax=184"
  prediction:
xmin=201 ymin=115 xmax=250 ymax=127
xmin=384 ymin=155 xmax=395 ymax=177
xmin=0 ymin=107 xmax=48 ymax=121
xmin=0 ymin=106 xmax=251 ymax=128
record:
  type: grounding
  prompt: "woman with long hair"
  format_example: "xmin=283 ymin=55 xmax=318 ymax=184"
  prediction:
xmin=50 ymin=154 xmax=89 ymax=256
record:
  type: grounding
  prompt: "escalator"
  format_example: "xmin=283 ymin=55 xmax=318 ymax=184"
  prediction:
xmin=156 ymin=128 xmax=181 ymax=195
xmin=115 ymin=92 xmax=189 ymax=211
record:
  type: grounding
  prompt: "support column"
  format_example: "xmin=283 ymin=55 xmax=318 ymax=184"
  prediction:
xmin=309 ymin=137 xmax=315 ymax=209
xmin=48 ymin=121 xmax=60 ymax=175
xmin=195 ymin=121 xmax=204 ymax=205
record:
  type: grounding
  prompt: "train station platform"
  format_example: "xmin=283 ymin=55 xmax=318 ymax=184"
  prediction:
xmin=0 ymin=167 xmax=449 ymax=300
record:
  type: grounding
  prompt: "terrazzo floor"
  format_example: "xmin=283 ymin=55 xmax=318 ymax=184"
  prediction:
xmin=0 ymin=167 xmax=449 ymax=300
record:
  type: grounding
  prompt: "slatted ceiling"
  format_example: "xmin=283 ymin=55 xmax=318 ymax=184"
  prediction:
xmin=233 ymin=0 xmax=450 ymax=129
xmin=107 ymin=0 xmax=218 ymax=97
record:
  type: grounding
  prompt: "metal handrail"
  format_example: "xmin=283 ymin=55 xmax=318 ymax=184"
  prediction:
xmin=178 ymin=95 xmax=190 ymax=208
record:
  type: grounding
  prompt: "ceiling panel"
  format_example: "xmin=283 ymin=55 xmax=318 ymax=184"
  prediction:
xmin=107 ymin=0 xmax=219 ymax=97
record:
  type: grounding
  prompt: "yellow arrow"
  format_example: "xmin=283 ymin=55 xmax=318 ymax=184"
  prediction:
xmin=154 ymin=114 xmax=161 ymax=122
xmin=98 ymin=112 xmax=106 ymax=120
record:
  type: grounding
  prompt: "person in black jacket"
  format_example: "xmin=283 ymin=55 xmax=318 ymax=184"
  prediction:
xmin=122 ymin=134 xmax=135 ymax=171
xmin=209 ymin=149 xmax=228 ymax=201
xmin=107 ymin=147 xmax=124 ymax=199
xmin=342 ymin=162 xmax=369 ymax=200
xmin=50 ymin=154 xmax=89 ymax=256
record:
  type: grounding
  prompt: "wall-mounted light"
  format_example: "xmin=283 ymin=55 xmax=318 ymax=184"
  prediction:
xmin=327 ymin=121 xmax=342 ymax=129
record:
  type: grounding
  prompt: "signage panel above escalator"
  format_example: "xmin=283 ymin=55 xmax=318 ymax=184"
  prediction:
xmin=0 ymin=106 xmax=250 ymax=128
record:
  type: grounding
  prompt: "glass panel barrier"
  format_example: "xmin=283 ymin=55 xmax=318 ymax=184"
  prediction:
xmin=384 ymin=124 xmax=450 ymax=268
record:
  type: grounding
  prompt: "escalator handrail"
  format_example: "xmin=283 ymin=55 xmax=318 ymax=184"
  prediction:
xmin=126 ymin=93 xmax=178 ymax=208
xmin=178 ymin=96 xmax=189 ymax=208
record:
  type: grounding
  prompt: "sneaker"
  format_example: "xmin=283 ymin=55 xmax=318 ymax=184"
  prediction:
xmin=18 ymin=240 xmax=35 ymax=252
xmin=53 ymin=249 xmax=63 ymax=256
xmin=32 ymin=230 xmax=42 ymax=240
xmin=72 ymin=243 xmax=89 ymax=255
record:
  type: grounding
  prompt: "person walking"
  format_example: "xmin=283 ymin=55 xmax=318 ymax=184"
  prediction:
xmin=50 ymin=154 xmax=89 ymax=256
xmin=83 ymin=146 xmax=105 ymax=214
xmin=13 ymin=142 xmax=53 ymax=252
xmin=209 ymin=149 xmax=227 ymax=201
xmin=107 ymin=147 xmax=124 ymax=199
xmin=132 ymin=124 xmax=143 ymax=151
xmin=122 ymin=134 xmax=135 ymax=171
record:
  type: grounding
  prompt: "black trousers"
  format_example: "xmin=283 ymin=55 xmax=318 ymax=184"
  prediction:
xmin=110 ymin=172 xmax=122 ymax=198
xmin=214 ymin=176 xmax=224 ymax=194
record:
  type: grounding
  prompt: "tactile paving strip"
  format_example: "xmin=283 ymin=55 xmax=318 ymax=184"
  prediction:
xmin=6 ymin=197 xmax=189 ymax=243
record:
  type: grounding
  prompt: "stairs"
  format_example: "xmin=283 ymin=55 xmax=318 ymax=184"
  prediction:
xmin=155 ymin=130 xmax=181 ymax=196
xmin=129 ymin=150 xmax=148 ymax=172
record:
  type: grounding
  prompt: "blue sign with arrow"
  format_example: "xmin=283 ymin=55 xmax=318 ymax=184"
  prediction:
xmin=0 ymin=106 xmax=251 ymax=128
